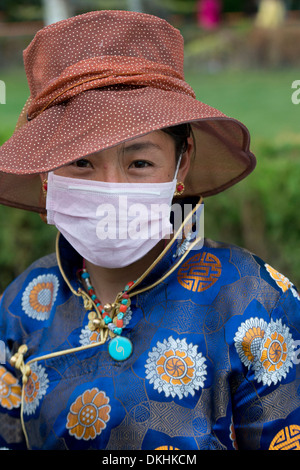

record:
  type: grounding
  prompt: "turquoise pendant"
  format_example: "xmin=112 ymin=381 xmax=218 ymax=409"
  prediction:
xmin=108 ymin=336 xmax=133 ymax=361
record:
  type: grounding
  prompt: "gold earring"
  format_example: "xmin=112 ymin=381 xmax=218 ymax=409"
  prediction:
xmin=174 ymin=181 xmax=185 ymax=196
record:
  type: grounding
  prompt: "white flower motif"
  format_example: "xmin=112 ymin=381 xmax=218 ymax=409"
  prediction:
xmin=234 ymin=317 xmax=268 ymax=368
xmin=79 ymin=325 xmax=101 ymax=346
xmin=22 ymin=274 xmax=59 ymax=320
xmin=235 ymin=318 xmax=296 ymax=386
xmin=145 ymin=336 xmax=207 ymax=399
xmin=23 ymin=362 xmax=49 ymax=415
xmin=253 ymin=319 xmax=295 ymax=386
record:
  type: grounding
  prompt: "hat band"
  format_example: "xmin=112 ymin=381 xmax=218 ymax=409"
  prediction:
xmin=27 ymin=56 xmax=196 ymax=120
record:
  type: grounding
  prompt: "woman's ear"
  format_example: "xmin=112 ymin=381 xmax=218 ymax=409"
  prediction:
xmin=177 ymin=136 xmax=193 ymax=183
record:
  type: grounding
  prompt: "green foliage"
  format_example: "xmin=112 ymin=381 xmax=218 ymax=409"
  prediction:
xmin=150 ymin=0 xmax=196 ymax=14
xmin=0 ymin=0 xmax=43 ymax=21
xmin=204 ymin=138 xmax=300 ymax=287
xmin=0 ymin=206 xmax=57 ymax=291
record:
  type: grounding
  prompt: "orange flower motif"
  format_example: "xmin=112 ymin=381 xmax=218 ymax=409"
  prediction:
xmin=29 ymin=282 xmax=55 ymax=313
xmin=260 ymin=332 xmax=288 ymax=372
xmin=25 ymin=370 xmax=40 ymax=405
xmin=22 ymin=274 xmax=59 ymax=320
xmin=89 ymin=331 xmax=101 ymax=343
xmin=234 ymin=318 xmax=267 ymax=368
xmin=23 ymin=362 xmax=49 ymax=415
xmin=0 ymin=366 xmax=21 ymax=410
xmin=235 ymin=318 xmax=294 ymax=386
xmin=79 ymin=325 xmax=102 ymax=345
xmin=242 ymin=326 xmax=264 ymax=362
xmin=254 ymin=319 xmax=294 ymax=386
xmin=156 ymin=350 xmax=194 ymax=386
xmin=66 ymin=388 xmax=111 ymax=441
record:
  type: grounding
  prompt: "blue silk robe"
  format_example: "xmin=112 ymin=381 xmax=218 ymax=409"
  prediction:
xmin=0 ymin=208 xmax=300 ymax=450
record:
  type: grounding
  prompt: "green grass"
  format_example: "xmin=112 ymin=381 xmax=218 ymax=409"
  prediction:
xmin=0 ymin=67 xmax=29 ymax=140
xmin=186 ymin=67 xmax=300 ymax=147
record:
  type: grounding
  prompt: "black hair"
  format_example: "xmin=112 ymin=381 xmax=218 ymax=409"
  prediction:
xmin=161 ymin=123 xmax=192 ymax=161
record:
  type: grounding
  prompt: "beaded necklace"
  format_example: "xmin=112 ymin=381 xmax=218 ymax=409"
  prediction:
xmin=80 ymin=260 xmax=135 ymax=361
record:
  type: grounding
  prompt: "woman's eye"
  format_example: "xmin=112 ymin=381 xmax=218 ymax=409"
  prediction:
xmin=73 ymin=159 xmax=92 ymax=168
xmin=129 ymin=160 xmax=152 ymax=169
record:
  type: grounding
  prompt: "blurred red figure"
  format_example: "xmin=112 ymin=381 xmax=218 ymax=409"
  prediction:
xmin=197 ymin=0 xmax=222 ymax=29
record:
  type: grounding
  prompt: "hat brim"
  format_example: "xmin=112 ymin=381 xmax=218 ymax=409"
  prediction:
xmin=0 ymin=87 xmax=256 ymax=213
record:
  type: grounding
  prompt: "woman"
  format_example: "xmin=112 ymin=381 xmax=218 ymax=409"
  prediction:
xmin=0 ymin=10 xmax=299 ymax=451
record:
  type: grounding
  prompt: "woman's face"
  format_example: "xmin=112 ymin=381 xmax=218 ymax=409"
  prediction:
xmin=53 ymin=130 xmax=192 ymax=184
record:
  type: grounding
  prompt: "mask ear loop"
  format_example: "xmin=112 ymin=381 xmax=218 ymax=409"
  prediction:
xmin=175 ymin=152 xmax=182 ymax=177
xmin=174 ymin=152 xmax=185 ymax=196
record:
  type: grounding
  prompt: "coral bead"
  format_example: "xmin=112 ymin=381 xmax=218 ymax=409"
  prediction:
xmin=119 ymin=304 xmax=127 ymax=313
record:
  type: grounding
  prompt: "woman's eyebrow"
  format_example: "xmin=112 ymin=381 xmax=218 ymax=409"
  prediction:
xmin=122 ymin=141 xmax=162 ymax=153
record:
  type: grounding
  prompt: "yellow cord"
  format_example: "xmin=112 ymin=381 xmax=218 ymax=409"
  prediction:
xmin=16 ymin=197 xmax=204 ymax=448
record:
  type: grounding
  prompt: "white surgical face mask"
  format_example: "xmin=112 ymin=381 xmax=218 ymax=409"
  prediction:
xmin=46 ymin=157 xmax=181 ymax=268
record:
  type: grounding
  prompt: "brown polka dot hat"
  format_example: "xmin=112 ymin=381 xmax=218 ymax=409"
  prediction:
xmin=0 ymin=10 xmax=256 ymax=213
